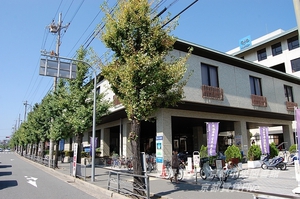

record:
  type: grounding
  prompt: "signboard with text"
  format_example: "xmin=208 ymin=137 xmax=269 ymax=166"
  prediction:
xmin=72 ymin=143 xmax=78 ymax=177
xmin=156 ymin=136 xmax=163 ymax=163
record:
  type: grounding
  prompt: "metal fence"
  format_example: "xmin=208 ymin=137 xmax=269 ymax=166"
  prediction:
xmin=24 ymin=154 xmax=55 ymax=168
xmin=108 ymin=170 xmax=150 ymax=199
xmin=69 ymin=162 xmax=87 ymax=181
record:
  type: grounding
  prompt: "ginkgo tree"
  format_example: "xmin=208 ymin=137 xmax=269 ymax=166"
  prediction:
xmin=100 ymin=0 xmax=192 ymax=195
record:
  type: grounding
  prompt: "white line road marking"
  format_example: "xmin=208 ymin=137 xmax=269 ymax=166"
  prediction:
xmin=25 ymin=176 xmax=38 ymax=187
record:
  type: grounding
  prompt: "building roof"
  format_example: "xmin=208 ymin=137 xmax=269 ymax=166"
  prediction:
xmin=229 ymin=27 xmax=298 ymax=56
xmin=174 ymin=38 xmax=300 ymax=85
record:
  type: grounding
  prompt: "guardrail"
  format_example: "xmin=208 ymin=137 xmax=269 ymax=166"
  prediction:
xmin=23 ymin=154 xmax=55 ymax=168
xmin=108 ymin=170 xmax=150 ymax=199
xmin=69 ymin=162 xmax=87 ymax=181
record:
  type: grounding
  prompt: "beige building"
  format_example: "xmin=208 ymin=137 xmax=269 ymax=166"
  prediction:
xmin=63 ymin=38 xmax=300 ymax=170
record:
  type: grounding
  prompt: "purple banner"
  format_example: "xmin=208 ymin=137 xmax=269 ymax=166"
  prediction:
xmin=206 ymin=122 xmax=219 ymax=156
xmin=296 ymin=109 xmax=300 ymax=162
xmin=259 ymin=127 xmax=270 ymax=154
xmin=90 ymin=137 xmax=98 ymax=157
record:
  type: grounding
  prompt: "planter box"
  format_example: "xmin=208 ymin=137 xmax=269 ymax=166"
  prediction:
xmin=64 ymin=156 xmax=71 ymax=163
xmin=247 ymin=160 xmax=261 ymax=169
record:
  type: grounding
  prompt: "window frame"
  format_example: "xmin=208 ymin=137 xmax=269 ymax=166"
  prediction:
xmin=257 ymin=48 xmax=267 ymax=61
xmin=291 ymin=57 xmax=300 ymax=73
xmin=271 ymin=42 xmax=282 ymax=56
xmin=249 ymin=76 xmax=262 ymax=96
xmin=284 ymin=85 xmax=294 ymax=102
xmin=201 ymin=63 xmax=219 ymax=87
xmin=287 ymin=35 xmax=299 ymax=51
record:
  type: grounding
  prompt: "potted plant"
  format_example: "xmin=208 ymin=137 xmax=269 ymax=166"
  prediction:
xmin=64 ymin=150 xmax=74 ymax=163
xmin=289 ymin=144 xmax=297 ymax=154
xmin=247 ymin=144 xmax=262 ymax=168
xmin=269 ymin=143 xmax=279 ymax=158
xmin=224 ymin=144 xmax=242 ymax=165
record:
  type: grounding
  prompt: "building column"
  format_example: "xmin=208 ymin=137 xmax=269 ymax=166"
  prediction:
xmin=156 ymin=109 xmax=172 ymax=173
xmin=234 ymin=121 xmax=249 ymax=155
xmin=103 ymin=128 xmax=110 ymax=157
xmin=193 ymin=126 xmax=204 ymax=151
xmin=283 ymin=124 xmax=294 ymax=148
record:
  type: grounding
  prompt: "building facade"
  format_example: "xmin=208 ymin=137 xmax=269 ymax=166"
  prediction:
xmin=227 ymin=27 xmax=300 ymax=147
xmin=64 ymin=38 xmax=300 ymax=171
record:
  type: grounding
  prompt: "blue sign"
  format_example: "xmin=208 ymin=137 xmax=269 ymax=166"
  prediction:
xmin=239 ymin=35 xmax=252 ymax=50
xmin=156 ymin=157 xmax=163 ymax=163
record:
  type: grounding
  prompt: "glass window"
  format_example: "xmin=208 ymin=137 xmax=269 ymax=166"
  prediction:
xmin=201 ymin=63 xmax=219 ymax=87
xmin=287 ymin=36 xmax=299 ymax=50
xmin=284 ymin=85 xmax=294 ymax=102
xmin=271 ymin=42 xmax=282 ymax=56
xmin=291 ymin=57 xmax=300 ymax=73
xmin=249 ymin=76 xmax=262 ymax=96
xmin=257 ymin=48 xmax=267 ymax=61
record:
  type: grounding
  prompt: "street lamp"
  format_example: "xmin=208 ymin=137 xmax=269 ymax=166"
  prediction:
xmin=40 ymin=53 xmax=97 ymax=182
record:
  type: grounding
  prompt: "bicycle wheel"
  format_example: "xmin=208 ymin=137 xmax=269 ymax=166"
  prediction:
xmin=228 ymin=165 xmax=240 ymax=179
xmin=177 ymin=168 xmax=184 ymax=181
xmin=199 ymin=168 xmax=207 ymax=180
xmin=166 ymin=167 xmax=172 ymax=179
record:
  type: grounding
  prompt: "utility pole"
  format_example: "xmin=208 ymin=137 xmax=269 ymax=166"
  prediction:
xmin=48 ymin=13 xmax=70 ymax=168
xmin=23 ymin=101 xmax=31 ymax=122
xmin=293 ymin=0 xmax=300 ymax=41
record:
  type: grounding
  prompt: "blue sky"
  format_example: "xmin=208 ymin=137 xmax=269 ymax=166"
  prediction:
xmin=0 ymin=0 xmax=297 ymax=139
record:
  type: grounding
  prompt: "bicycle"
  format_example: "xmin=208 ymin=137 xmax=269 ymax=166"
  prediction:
xmin=199 ymin=159 xmax=227 ymax=182
xmin=146 ymin=154 xmax=157 ymax=173
xmin=165 ymin=160 xmax=184 ymax=181
xmin=224 ymin=161 xmax=241 ymax=180
xmin=111 ymin=156 xmax=121 ymax=168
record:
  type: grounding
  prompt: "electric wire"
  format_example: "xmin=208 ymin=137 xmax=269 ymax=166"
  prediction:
xmin=18 ymin=0 xmax=197 ymax=127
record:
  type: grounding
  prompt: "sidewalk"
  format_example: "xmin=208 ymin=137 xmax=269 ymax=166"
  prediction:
xmin=49 ymin=161 xmax=300 ymax=199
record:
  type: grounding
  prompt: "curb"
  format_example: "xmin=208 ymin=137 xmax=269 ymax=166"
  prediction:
xmin=20 ymin=155 xmax=128 ymax=199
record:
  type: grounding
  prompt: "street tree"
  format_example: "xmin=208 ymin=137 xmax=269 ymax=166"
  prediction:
xmin=100 ymin=0 xmax=191 ymax=195
xmin=66 ymin=47 xmax=111 ymax=163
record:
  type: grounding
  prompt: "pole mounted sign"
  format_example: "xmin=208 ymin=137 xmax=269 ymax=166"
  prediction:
xmin=39 ymin=57 xmax=77 ymax=79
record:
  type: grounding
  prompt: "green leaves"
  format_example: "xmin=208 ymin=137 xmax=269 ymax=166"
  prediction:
xmin=101 ymin=0 xmax=191 ymax=122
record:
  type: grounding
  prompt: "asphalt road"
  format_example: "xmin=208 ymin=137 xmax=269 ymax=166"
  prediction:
xmin=0 ymin=152 xmax=97 ymax=199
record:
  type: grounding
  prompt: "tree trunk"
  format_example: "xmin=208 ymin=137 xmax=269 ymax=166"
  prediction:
xmin=30 ymin=144 xmax=33 ymax=156
xmin=54 ymin=140 xmax=59 ymax=168
xmin=75 ymin=134 xmax=83 ymax=163
xmin=35 ymin=140 xmax=40 ymax=157
xmin=131 ymin=119 xmax=145 ymax=197
xmin=40 ymin=141 xmax=45 ymax=158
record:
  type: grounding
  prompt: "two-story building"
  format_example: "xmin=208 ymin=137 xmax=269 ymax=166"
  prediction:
xmin=63 ymin=36 xmax=300 ymax=169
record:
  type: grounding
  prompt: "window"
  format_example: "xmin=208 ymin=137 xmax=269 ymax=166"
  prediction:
xmin=287 ymin=36 xmax=299 ymax=50
xmin=249 ymin=76 xmax=262 ymax=96
xmin=257 ymin=48 xmax=267 ymax=61
xmin=96 ymin=86 xmax=100 ymax=95
xmin=271 ymin=42 xmax=282 ymax=56
xmin=291 ymin=57 xmax=300 ymax=73
xmin=201 ymin=63 xmax=218 ymax=87
xmin=284 ymin=85 xmax=294 ymax=102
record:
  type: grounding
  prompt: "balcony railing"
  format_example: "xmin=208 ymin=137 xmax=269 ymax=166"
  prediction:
xmin=286 ymin=101 xmax=298 ymax=111
xmin=202 ymin=85 xmax=224 ymax=100
xmin=251 ymin=94 xmax=267 ymax=107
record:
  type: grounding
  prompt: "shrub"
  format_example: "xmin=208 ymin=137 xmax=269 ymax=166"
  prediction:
xmin=81 ymin=151 xmax=90 ymax=158
xmin=224 ymin=144 xmax=242 ymax=162
xmin=289 ymin=144 xmax=297 ymax=153
xmin=247 ymin=144 xmax=262 ymax=161
xmin=64 ymin=150 xmax=74 ymax=157
xmin=269 ymin=143 xmax=279 ymax=158
xmin=200 ymin=145 xmax=208 ymax=158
